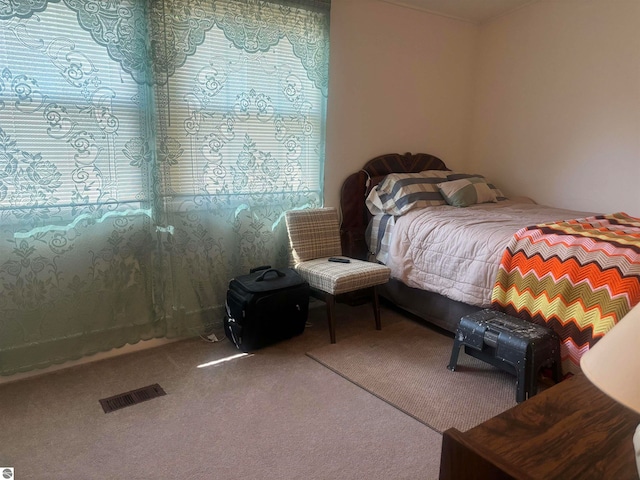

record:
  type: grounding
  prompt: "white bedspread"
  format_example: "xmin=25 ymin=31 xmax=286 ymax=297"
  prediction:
xmin=386 ymin=200 xmax=591 ymax=307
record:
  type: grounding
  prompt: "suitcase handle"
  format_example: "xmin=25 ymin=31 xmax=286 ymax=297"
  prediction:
xmin=256 ymin=268 xmax=286 ymax=281
xmin=250 ymin=265 xmax=272 ymax=274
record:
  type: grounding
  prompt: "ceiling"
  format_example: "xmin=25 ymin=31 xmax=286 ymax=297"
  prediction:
xmin=380 ymin=0 xmax=537 ymax=24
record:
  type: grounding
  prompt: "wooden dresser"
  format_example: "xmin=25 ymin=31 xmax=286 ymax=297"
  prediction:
xmin=439 ymin=372 xmax=640 ymax=480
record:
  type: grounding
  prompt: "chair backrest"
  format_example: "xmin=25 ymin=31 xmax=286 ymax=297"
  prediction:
xmin=285 ymin=207 xmax=343 ymax=264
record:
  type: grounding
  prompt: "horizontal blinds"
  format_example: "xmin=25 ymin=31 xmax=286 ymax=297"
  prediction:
xmin=157 ymin=0 xmax=325 ymax=202
xmin=0 ymin=2 xmax=149 ymax=219
xmin=267 ymin=0 xmax=331 ymax=13
xmin=0 ymin=0 xmax=327 ymax=218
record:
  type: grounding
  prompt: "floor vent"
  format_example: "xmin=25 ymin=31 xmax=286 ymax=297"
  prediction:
xmin=99 ymin=383 xmax=166 ymax=413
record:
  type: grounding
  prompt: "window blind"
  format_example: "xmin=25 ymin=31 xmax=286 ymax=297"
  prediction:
xmin=156 ymin=0 xmax=326 ymax=208
xmin=0 ymin=2 xmax=149 ymax=223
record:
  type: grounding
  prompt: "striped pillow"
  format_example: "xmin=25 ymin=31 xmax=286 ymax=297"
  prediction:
xmin=366 ymin=170 xmax=449 ymax=215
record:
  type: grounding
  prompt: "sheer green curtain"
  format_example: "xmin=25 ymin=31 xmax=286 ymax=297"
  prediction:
xmin=0 ymin=0 xmax=329 ymax=375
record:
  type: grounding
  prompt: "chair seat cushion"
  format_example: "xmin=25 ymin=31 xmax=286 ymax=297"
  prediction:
xmin=295 ymin=258 xmax=391 ymax=295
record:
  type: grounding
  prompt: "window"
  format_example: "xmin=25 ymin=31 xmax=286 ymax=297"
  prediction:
xmin=0 ymin=2 xmax=150 ymax=226
xmin=156 ymin=0 xmax=327 ymax=212
xmin=0 ymin=0 xmax=330 ymax=376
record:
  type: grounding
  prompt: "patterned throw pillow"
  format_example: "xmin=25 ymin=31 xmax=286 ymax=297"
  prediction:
xmin=444 ymin=172 xmax=505 ymax=200
xmin=365 ymin=170 xmax=449 ymax=215
xmin=437 ymin=177 xmax=498 ymax=207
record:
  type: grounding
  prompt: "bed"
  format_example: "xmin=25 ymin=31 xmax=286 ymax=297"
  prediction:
xmin=340 ymin=152 xmax=640 ymax=375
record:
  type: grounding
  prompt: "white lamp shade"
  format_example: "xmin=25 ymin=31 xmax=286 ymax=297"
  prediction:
xmin=581 ymin=301 xmax=640 ymax=414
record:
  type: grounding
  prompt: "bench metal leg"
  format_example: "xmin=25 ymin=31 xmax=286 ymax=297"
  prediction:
xmin=448 ymin=339 xmax=463 ymax=371
xmin=516 ymin=363 xmax=529 ymax=403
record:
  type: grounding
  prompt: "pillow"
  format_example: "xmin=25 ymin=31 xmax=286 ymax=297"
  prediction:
xmin=437 ymin=177 xmax=498 ymax=207
xmin=365 ymin=170 xmax=449 ymax=215
xmin=445 ymin=172 xmax=505 ymax=200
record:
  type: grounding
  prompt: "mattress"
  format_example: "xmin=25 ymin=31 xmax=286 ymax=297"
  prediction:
xmin=374 ymin=200 xmax=592 ymax=307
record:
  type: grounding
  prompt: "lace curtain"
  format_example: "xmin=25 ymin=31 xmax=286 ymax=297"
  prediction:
xmin=0 ymin=0 xmax=329 ymax=375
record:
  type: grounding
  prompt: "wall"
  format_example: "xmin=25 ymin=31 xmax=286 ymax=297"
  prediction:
xmin=324 ymin=0 xmax=478 ymax=209
xmin=0 ymin=338 xmax=178 ymax=385
xmin=469 ymin=0 xmax=640 ymax=216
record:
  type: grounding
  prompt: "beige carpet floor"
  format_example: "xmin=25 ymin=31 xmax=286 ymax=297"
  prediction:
xmin=0 ymin=304 xmax=445 ymax=480
xmin=307 ymin=318 xmax=518 ymax=433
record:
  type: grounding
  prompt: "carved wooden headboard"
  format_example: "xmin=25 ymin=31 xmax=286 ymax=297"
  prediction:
xmin=339 ymin=152 xmax=449 ymax=259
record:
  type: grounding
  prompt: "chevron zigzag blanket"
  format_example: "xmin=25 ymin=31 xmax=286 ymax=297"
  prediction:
xmin=491 ymin=212 xmax=640 ymax=375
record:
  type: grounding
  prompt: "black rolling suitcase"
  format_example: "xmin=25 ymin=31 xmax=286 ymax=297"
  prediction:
xmin=224 ymin=266 xmax=310 ymax=352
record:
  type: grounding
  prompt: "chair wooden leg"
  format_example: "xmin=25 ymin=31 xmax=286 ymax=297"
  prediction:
xmin=372 ymin=286 xmax=382 ymax=331
xmin=326 ymin=293 xmax=337 ymax=343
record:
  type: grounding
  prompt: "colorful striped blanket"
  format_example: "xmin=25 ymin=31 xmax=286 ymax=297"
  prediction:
xmin=491 ymin=212 xmax=640 ymax=375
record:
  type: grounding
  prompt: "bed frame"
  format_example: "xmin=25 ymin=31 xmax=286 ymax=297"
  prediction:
xmin=339 ymin=152 xmax=481 ymax=333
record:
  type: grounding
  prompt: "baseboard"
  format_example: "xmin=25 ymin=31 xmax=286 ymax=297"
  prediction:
xmin=0 ymin=337 xmax=180 ymax=386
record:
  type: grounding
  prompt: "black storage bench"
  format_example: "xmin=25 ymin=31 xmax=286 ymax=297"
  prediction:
xmin=448 ymin=309 xmax=561 ymax=402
